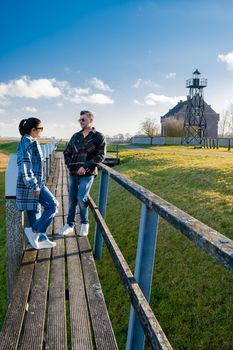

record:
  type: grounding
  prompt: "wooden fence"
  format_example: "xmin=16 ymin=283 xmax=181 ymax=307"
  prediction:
xmin=91 ymin=163 xmax=233 ymax=349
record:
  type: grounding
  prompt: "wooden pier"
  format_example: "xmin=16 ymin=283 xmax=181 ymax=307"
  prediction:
xmin=0 ymin=152 xmax=118 ymax=350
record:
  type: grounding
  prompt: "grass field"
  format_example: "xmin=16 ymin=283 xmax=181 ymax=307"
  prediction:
xmin=88 ymin=148 xmax=233 ymax=349
xmin=0 ymin=142 xmax=233 ymax=349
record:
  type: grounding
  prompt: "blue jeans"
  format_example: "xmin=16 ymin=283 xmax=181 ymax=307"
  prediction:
xmin=67 ymin=175 xmax=94 ymax=226
xmin=27 ymin=185 xmax=58 ymax=235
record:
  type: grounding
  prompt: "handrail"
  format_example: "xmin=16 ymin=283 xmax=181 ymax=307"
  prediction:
xmin=92 ymin=162 xmax=233 ymax=350
xmin=89 ymin=196 xmax=172 ymax=350
xmin=98 ymin=163 xmax=233 ymax=273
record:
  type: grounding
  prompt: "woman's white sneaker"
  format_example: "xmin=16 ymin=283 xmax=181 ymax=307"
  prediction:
xmin=79 ymin=224 xmax=89 ymax=237
xmin=24 ymin=227 xmax=39 ymax=249
xmin=59 ymin=223 xmax=74 ymax=236
xmin=37 ymin=238 xmax=56 ymax=249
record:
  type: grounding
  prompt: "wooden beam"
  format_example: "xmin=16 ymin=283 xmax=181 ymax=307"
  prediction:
xmin=88 ymin=196 xmax=172 ymax=350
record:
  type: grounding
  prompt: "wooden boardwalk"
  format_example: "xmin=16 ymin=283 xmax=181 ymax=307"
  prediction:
xmin=0 ymin=152 xmax=118 ymax=350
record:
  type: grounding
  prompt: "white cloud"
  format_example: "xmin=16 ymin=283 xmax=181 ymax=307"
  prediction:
xmin=147 ymin=111 xmax=156 ymax=116
xmin=69 ymin=93 xmax=114 ymax=105
xmin=24 ymin=106 xmax=38 ymax=113
xmin=165 ymin=72 xmax=176 ymax=80
xmin=145 ymin=93 xmax=186 ymax=106
xmin=132 ymin=78 xmax=159 ymax=88
xmin=218 ymin=52 xmax=233 ymax=71
xmin=0 ymin=76 xmax=114 ymax=106
xmin=88 ymin=77 xmax=114 ymax=92
xmin=0 ymin=109 xmax=5 ymax=114
xmin=134 ymin=93 xmax=186 ymax=106
xmin=73 ymin=87 xmax=90 ymax=95
xmin=0 ymin=76 xmax=61 ymax=99
xmin=0 ymin=98 xmax=11 ymax=107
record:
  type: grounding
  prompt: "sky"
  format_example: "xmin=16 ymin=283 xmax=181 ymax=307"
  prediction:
xmin=1 ymin=0 xmax=233 ymax=139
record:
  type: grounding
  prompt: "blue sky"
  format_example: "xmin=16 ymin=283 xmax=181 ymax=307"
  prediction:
xmin=1 ymin=0 xmax=233 ymax=138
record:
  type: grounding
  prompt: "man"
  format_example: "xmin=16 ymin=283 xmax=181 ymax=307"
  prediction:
xmin=60 ymin=110 xmax=106 ymax=236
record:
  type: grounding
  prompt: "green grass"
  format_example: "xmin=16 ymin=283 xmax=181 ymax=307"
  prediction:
xmin=0 ymin=141 xmax=18 ymax=153
xmin=89 ymin=148 xmax=233 ymax=349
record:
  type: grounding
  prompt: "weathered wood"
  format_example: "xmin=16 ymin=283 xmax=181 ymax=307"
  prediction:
xmin=78 ymin=236 xmax=118 ymax=350
xmin=88 ymin=196 xmax=172 ymax=350
xmin=20 ymin=249 xmax=50 ymax=350
xmin=62 ymin=162 xmax=93 ymax=349
xmin=5 ymin=199 xmax=25 ymax=303
xmin=98 ymin=163 xmax=233 ymax=273
xmin=0 ymin=250 xmax=37 ymax=350
xmin=46 ymin=155 xmax=67 ymax=350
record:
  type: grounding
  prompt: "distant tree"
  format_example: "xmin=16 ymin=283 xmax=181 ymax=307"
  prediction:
xmin=219 ymin=113 xmax=229 ymax=137
xmin=219 ymin=104 xmax=233 ymax=137
xmin=140 ymin=118 xmax=159 ymax=144
xmin=163 ymin=117 xmax=183 ymax=137
xmin=124 ymin=133 xmax=132 ymax=141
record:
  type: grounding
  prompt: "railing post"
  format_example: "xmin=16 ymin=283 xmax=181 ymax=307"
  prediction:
xmin=45 ymin=144 xmax=50 ymax=181
xmin=126 ymin=203 xmax=159 ymax=350
xmin=40 ymin=145 xmax=46 ymax=182
xmin=116 ymin=144 xmax=119 ymax=159
xmin=93 ymin=170 xmax=109 ymax=260
xmin=48 ymin=143 xmax=52 ymax=173
xmin=5 ymin=154 xmax=25 ymax=303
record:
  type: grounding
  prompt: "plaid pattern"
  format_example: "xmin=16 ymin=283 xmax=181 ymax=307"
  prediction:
xmin=64 ymin=127 xmax=106 ymax=176
xmin=16 ymin=135 xmax=44 ymax=211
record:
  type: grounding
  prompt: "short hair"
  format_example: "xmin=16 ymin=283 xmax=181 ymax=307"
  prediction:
xmin=80 ymin=110 xmax=94 ymax=120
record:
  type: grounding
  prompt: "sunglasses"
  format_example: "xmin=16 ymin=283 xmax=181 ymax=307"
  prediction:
xmin=78 ymin=118 xmax=86 ymax=122
xmin=36 ymin=127 xmax=44 ymax=131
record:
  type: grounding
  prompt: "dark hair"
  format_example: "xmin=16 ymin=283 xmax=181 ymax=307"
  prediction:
xmin=80 ymin=110 xmax=94 ymax=119
xmin=18 ymin=117 xmax=41 ymax=136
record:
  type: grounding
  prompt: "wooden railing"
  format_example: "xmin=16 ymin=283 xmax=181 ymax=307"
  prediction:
xmin=91 ymin=163 xmax=233 ymax=350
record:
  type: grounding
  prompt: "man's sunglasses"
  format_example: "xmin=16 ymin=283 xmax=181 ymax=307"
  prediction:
xmin=78 ymin=118 xmax=86 ymax=122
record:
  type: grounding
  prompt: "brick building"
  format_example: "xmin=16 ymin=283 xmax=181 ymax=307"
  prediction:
xmin=161 ymin=99 xmax=219 ymax=137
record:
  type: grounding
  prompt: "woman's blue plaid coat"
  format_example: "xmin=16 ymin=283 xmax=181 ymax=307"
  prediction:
xmin=16 ymin=135 xmax=44 ymax=211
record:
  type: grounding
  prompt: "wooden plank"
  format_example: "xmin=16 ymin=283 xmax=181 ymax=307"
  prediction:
xmin=19 ymin=156 xmax=59 ymax=350
xmin=78 ymin=236 xmax=118 ymax=350
xmin=62 ymin=161 xmax=93 ymax=349
xmin=0 ymin=250 xmax=37 ymax=350
xmin=99 ymin=164 xmax=233 ymax=273
xmin=88 ymin=196 xmax=172 ymax=350
xmin=45 ymin=155 xmax=67 ymax=350
xmin=19 ymin=249 xmax=50 ymax=350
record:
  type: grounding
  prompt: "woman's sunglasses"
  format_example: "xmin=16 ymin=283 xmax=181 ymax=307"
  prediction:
xmin=36 ymin=127 xmax=44 ymax=131
xmin=78 ymin=118 xmax=86 ymax=122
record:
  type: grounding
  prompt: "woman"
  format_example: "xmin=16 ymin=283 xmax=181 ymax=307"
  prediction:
xmin=16 ymin=117 xmax=57 ymax=249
